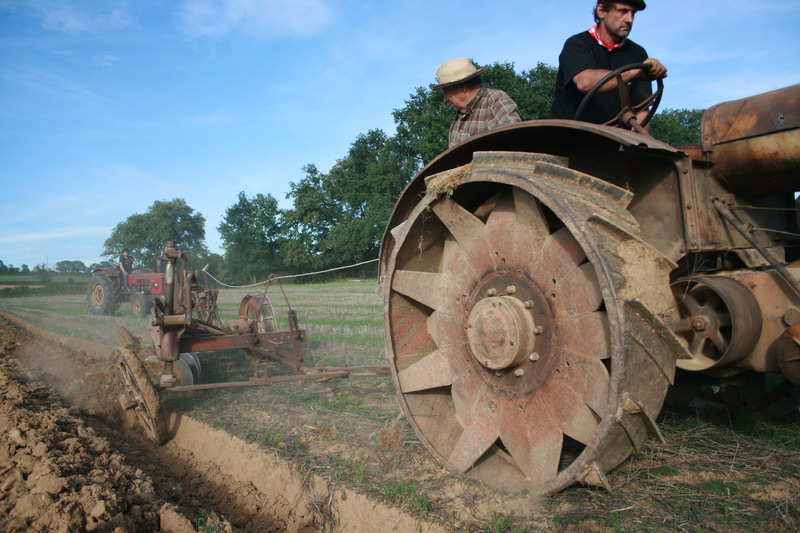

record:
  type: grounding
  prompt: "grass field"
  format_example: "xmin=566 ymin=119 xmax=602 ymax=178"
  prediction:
xmin=0 ymin=272 xmax=90 ymax=285
xmin=0 ymin=281 xmax=798 ymax=531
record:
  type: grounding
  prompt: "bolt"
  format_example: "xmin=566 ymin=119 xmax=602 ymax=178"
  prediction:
xmin=524 ymin=300 xmax=534 ymax=309
xmin=514 ymin=368 xmax=525 ymax=377
xmin=506 ymin=285 xmax=517 ymax=294
xmin=692 ymin=316 xmax=710 ymax=331
xmin=529 ymin=352 xmax=540 ymax=362
xmin=486 ymin=288 xmax=497 ymax=296
xmin=534 ymin=325 xmax=543 ymax=335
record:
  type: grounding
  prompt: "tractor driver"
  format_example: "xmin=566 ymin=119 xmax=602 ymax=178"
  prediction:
xmin=432 ymin=57 xmax=521 ymax=147
xmin=118 ymin=248 xmax=136 ymax=287
xmin=550 ymin=0 xmax=668 ymax=125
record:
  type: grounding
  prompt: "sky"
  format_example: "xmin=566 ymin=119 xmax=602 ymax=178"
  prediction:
xmin=1 ymin=0 xmax=799 ymax=271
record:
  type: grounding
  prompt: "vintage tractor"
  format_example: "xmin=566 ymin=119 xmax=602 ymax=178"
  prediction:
xmin=379 ymin=74 xmax=800 ymax=496
xmin=87 ymin=265 xmax=165 ymax=317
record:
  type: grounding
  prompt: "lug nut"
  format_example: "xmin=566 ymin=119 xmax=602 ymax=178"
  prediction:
xmin=514 ymin=368 xmax=525 ymax=377
xmin=506 ymin=285 xmax=517 ymax=294
xmin=529 ymin=353 xmax=540 ymax=362
xmin=525 ymin=300 xmax=534 ymax=309
xmin=487 ymin=288 xmax=497 ymax=296
xmin=534 ymin=326 xmax=543 ymax=335
xmin=494 ymin=370 xmax=504 ymax=377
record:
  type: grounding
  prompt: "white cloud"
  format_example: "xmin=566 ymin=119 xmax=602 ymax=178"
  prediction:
xmin=0 ymin=227 xmax=109 ymax=244
xmin=4 ymin=0 xmax=134 ymax=34
xmin=178 ymin=0 xmax=334 ymax=39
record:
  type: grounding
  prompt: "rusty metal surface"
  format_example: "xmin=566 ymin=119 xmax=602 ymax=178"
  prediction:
xmin=671 ymin=276 xmax=763 ymax=372
xmin=702 ymin=84 xmax=800 ymax=196
xmin=383 ymin=151 xmax=678 ymax=495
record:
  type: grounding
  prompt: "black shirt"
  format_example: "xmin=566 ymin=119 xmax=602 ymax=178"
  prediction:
xmin=551 ymin=31 xmax=651 ymax=124
xmin=119 ymin=254 xmax=135 ymax=273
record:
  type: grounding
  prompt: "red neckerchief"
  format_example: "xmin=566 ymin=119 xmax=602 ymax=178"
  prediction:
xmin=588 ymin=24 xmax=626 ymax=51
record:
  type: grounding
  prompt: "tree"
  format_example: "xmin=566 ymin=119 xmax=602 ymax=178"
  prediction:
xmin=0 ymin=260 xmax=6 ymax=274
xmin=103 ymin=199 xmax=209 ymax=269
xmin=649 ymin=108 xmax=705 ymax=146
xmin=283 ymin=130 xmax=413 ymax=273
xmin=20 ymin=264 xmax=30 ymax=274
xmin=32 ymin=264 xmax=52 ymax=284
xmin=55 ymin=260 xmax=88 ymax=274
xmin=218 ymin=192 xmax=284 ymax=283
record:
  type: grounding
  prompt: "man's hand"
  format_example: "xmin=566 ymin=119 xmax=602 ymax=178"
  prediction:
xmin=643 ymin=58 xmax=667 ymax=79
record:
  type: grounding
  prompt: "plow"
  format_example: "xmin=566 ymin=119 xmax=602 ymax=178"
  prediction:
xmin=115 ymin=75 xmax=800 ymax=498
xmin=115 ymin=241 xmax=389 ymax=444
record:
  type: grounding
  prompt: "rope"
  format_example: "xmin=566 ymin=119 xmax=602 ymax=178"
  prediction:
xmin=202 ymin=258 xmax=379 ymax=289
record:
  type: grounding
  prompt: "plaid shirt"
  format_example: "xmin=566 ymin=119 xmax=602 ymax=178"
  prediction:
xmin=448 ymin=88 xmax=521 ymax=147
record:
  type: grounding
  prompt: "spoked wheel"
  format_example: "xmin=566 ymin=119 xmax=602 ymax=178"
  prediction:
xmin=382 ymin=152 xmax=679 ymax=495
xmin=240 ymin=294 xmax=278 ymax=333
xmin=117 ymin=347 xmax=168 ymax=444
xmin=670 ymin=276 xmax=762 ymax=371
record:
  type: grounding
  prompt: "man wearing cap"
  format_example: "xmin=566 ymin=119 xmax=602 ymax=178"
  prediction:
xmin=432 ymin=58 xmax=521 ymax=147
xmin=551 ymin=0 xmax=667 ymax=125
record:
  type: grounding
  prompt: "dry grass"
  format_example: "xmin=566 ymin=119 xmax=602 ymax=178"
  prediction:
xmin=1 ymin=284 xmax=799 ymax=532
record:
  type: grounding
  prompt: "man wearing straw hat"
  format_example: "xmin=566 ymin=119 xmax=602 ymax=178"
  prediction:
xmin=431 ymin=57 xmax=521 ymax=147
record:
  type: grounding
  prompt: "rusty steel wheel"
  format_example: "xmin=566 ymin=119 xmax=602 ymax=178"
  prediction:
xmin=382 ymin=152 xmax=680 ymax=495
xmin=117 ymin=347 xmax=167 ymax=444
xmin=240 ymin=294 xmax=278 ymax=333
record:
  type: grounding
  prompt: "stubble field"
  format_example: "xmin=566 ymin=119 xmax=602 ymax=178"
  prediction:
xmin=0 ymin=281 xmax=798 ymax=532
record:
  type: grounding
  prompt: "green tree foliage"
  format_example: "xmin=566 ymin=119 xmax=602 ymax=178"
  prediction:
xmin=0 ymin=260 xmax=6 ymax=274
xmin=283 ymin=130 xmax=413 ymax=273
xmin=32 ymin=263 xmax=52 ymax=284
xmin=20 ymin=264 xmax=30 ymax=274
xmin=55 ymin=260 xmax=88 ymax=274
xmin=649 ymin=108 xmax=705 ymax=146
xmin=218 ymin=192 xmax=284 ymax=283
xmin=103 ymin=198 xmax=208 ymax=269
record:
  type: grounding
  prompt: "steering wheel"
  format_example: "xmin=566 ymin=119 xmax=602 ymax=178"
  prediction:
xmin=574 ymin=62 xmax=664 ymax=132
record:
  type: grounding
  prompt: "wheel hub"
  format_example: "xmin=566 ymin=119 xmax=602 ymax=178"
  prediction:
xmin=467 ymin=295 xmax=535 ymax=370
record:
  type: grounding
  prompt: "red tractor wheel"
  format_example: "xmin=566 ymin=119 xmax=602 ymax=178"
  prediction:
xmin=87 ymin=273 xmax=122 ymax=315
xmin=130 ymin=291 xmax=152 ymax=318
xmin=382 ymin=152 xmax=680 ymax=495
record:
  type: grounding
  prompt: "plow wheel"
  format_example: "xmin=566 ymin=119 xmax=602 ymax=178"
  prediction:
xmin=240 ymin=294 xmax=278 ymax=333
xmin=117 ymin=347 xmax=167 ymax=444
xmin=382 ymin=152 xmax=680 ymax=495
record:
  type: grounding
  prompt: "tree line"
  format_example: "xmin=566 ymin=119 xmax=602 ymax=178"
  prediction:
xmin=99 ymin=62 xmax=703 ymax=284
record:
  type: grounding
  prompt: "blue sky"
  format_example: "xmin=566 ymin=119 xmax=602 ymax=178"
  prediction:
xmin=1 ymin=0 xmax=799 ymax=270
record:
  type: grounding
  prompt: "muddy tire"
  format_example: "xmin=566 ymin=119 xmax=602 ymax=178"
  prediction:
xmin=382 ymin=152 xmax=682 ymax=495
xmin=87 ymin=273 xmax=122 ymax=315
xmin=130 ymin=291 xmax=152 ymax=318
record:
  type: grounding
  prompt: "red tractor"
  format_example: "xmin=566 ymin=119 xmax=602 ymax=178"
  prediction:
xmin=87 ymin=266 xmax=166 ymax=317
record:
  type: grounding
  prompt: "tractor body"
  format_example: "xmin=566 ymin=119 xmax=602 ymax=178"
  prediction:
xmin=379 ymin=84 xmax=800 ymax=495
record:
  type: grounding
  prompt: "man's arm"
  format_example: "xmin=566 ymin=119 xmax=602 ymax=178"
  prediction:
xmin=572 ymin=58 xmax=667 ymax=93
xmin=492 ymin=92 xmax=522 ymax=126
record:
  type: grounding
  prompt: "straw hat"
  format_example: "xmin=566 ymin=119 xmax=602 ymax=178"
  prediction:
xmin=430 ymin=58 xmax=486 ymax=90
